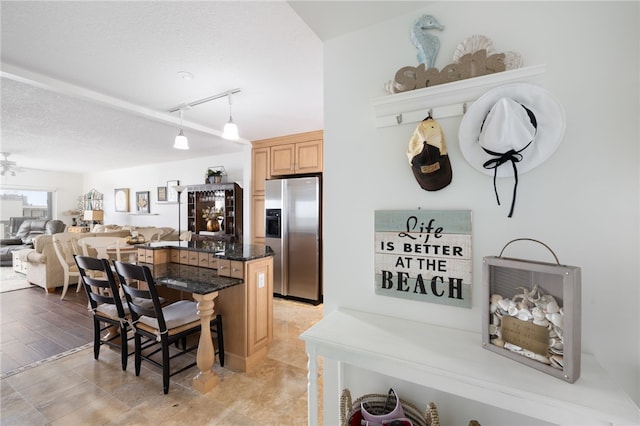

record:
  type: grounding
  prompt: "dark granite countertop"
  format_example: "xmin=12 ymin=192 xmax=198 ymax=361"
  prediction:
xmin=141 ymin=262 xmax=243 ymax=294
xmin=138 ymin=241 xmax=274 ymax=261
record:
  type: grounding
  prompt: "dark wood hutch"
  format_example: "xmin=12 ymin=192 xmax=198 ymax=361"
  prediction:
xmin=187 ymin=183 xmax=243 ymax=242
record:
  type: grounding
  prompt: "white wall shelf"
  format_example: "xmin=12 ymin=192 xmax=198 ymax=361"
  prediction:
xmin=301 ymin=308 xmax=639 ymax=426
xmin=371 ymin=64 xmax=546 ymax=127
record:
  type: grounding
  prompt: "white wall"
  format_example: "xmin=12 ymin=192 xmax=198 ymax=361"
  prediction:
xmin=0 ymin=168 xmax=83 ymax=226
xmin=322 ymin=1 xmax=639 ymax=421
xmin=82 ymin=148 xmax=252 ymax=241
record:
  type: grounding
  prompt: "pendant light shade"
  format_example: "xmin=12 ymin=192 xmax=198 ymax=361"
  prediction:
xmin=222 ymin=120 xmax=239 ymax=141
xmin=173 ymin=129 xmax=189 ymax=149
xmin=173 ymin=109 xmax=189 ymax=150
xmin=222 ymin=93 xmax=239 ymax=141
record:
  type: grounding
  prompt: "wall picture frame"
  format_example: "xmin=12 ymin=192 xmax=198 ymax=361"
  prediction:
xmin=166 ymin=180 xmax=180 ymax=203
xmin=136 ymin=191 xmax=150 ymax=214
xmin=157 ymin=186 xmax=167 ymax=202
xmin=114 ymin=188 xmax=130 ymax=212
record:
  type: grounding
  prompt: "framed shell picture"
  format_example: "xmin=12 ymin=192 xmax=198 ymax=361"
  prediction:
xmin=482 ymin=239 xmax=582 ymax=383
xmin=136 ymin=191 xmax=150 ymax=214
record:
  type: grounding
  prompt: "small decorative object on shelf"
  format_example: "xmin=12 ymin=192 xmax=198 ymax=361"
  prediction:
xmin=206 ymin=166 xmax=226 ymax=184
xmin=202 ymin=206 xmax=221 ymax=232
xmin=385 ymin=30 xmax=523 ymax=94
xmin=482 ymin=238 xmax=581 ymax=383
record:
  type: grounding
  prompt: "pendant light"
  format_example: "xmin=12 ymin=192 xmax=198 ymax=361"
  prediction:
xmin=173 ymin=109 xmax=189 ymax=150
xmin=222 ymin=93 xmax=239 ymax=141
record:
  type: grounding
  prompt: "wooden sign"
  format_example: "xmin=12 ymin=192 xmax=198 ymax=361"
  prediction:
xmin=392 ymin=50 xmax=506 ymax=92
xmin=374 ymin=210 xmax=472 ymax=308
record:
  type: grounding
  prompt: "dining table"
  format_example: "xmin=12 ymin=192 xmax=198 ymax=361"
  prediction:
xmin=141 ymin=261 xmax=243 ymax=393
xmin=105 ymin=244 xmax=138 ymax=263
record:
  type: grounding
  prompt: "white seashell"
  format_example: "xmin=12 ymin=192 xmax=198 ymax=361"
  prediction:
xmin=497 ymin=298 xmax=512 ymax=312
xmin=517 ymin=308 xmax=533 ymax=321
xmin=549 ymin=341 xmax=564 ymax=354
xmin=492 ymin=313 xmax=501 ymax=326
xmin=504 ymin=342 xmax=522 ymax=352
xmin=490 ymin=294 xmax=503 ymax=304
xmin=453 ymin=34 xmax=495 ymax=63
xmin=503 ymin=51 xmax=523 ymax=70
xmin=550 ymin=355 xmax=564 ymax=369
xmin=508 ymin=306 xmax=519 ymax=317
xmin=545 ymin=300 xmax=560 ymax=314
xmin=384 ymin=80 xmax=403 ymax=94
xmin=490 ymin=337 xmax=505 ymax=348
xmin=531 ymin=307 xmax=545 ymax=321
xmin=490 ymin=302 xmax=498 ymax=314
xmin=546 ymin=312 xmax=564 ymax=328
xmin=489 ymin=324 xmax=499 ymax=336
xmin=505 ymin=343 xmax=550 ymax=364
xmin=533 ymin=319 xmax=549 ymax=327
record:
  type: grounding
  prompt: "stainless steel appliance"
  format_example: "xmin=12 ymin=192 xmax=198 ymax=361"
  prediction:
xmin=265 ymin=176 xmax=321 ymax=303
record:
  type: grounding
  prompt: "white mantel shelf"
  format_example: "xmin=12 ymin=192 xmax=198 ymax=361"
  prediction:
xmin=371 ymin=64 xmax=546 ymax=127
xmin=300 ymin=308 xmax=640 ymax=426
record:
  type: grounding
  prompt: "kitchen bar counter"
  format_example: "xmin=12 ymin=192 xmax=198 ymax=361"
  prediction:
xmin=135 ymin=240 xmax=274 ymax=373
xmin=139 ymin=240 xmax=274 ymax=261
xmin=142 ymin=262 xmax=243 ymax=294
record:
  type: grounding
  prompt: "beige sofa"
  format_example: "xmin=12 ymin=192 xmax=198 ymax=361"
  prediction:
xmin=20 ymin=225 xmax=176 ymax=293
xmin=21 ymin=230 xmax=130 ymax=292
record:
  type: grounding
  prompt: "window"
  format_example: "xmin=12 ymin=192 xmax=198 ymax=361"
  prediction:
xmin=0 ymin=189 xmax=53 ymax=237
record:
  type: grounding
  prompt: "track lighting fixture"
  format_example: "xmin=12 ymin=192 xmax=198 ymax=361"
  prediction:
xmin=169 ymin=89 xmax=241 ymax=145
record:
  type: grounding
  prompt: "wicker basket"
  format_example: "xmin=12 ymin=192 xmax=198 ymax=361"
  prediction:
xmin=340 ymin=388 xmax=440 ymax=426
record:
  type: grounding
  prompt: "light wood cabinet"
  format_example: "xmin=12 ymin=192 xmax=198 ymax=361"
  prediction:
xmin=270 ymin=138 xmax=322 ymax=176
xmin=137 ymin=248 xmax=169 ymax=264
xmin=215 ymin=255 xmax=273 ymax=372
xmin=251 ymin=196 xmax=265 ymax=245
xmin=251 ymin=130 xmax=323 ymax=244
xmin=251 ymin=147 xmax=270 ymax=196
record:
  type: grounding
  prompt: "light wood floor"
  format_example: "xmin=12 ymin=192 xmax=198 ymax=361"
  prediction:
xmin=0 ymin=271 xmax=324 ymax=425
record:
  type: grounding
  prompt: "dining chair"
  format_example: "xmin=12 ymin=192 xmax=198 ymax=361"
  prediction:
xmin=74 ymin=255 xmax=131 ymax=370
xmin=113 ymin=260 xmax=224 ymax=394
xmin=53 ymin=234 xmax=82 ymax=300
xmin=78 ymin=236 xmax=129 ymax=261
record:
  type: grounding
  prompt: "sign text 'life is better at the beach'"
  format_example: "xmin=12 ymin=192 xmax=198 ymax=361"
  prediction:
xmin=374 ymin=210 xmax=472 ymax=308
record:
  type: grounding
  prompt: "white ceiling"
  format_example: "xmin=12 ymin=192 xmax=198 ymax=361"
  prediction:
xmin=0 ymin=1 xmax=426 ymax=174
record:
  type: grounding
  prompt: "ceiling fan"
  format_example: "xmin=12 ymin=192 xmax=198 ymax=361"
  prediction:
xmin=0 ymin=152 xmax=24 ymax=176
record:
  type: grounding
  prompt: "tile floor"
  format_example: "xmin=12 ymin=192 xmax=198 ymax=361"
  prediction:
xmin=0 ymin=298 xmax=324 ymax=425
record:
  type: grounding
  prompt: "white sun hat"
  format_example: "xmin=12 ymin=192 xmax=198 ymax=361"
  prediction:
xmin=458 ymin=83 xmax=566 ymax=217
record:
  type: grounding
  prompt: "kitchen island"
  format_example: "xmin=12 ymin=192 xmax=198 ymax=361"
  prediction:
xmin=136 ymin=241 xmax=274 ymax=374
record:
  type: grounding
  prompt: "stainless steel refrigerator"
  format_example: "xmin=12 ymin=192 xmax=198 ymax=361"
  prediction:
xmin=265 ymin=176 xmax=321 ymax=304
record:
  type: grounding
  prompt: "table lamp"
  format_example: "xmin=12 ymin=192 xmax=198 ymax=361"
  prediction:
xmin=83 ymin=210 xmax=104 ymax=229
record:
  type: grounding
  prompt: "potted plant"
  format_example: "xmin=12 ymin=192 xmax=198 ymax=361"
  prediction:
xmin=205 ymin=168 xmax=224 ymax=184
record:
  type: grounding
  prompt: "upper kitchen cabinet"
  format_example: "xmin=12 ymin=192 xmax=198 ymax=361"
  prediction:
xmin=253 ymin=130 xmax=323 ymax=178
